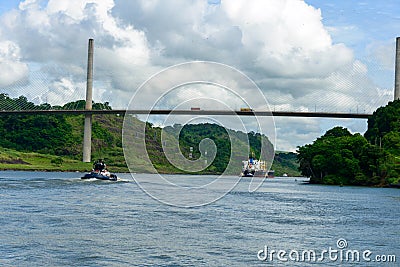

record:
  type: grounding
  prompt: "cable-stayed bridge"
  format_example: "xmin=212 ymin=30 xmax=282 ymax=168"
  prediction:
xmin=0 ymin=37 xmax=398 ymax=162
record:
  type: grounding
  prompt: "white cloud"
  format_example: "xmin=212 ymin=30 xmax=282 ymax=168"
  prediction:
xmin=0 ymin=0 xmax=152 ymax=103
xmin=366 ymin=40 xmax=396 ymax=70
xmin=0 ymin=39 xmax=28 ymax=87
xmin=274 ymin=117 xmax=321 ymax=152
xmin=47 ymin=77 xmax=86 ymax=105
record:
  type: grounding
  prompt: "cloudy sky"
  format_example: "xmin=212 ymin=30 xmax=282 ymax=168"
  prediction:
xmin=0 ymin=0 xmax=399 ymax=151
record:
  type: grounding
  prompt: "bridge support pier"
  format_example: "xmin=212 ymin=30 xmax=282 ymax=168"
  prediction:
xmin=395 ymin=37 xmax=400 ymax=100
xmin=83 ymin=39 xmax=94 ymax=163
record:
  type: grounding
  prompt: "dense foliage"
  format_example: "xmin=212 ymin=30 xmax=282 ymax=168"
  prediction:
xmin=297 ymin=100 xmax=400 ymax=186
xmin=365 ymin=100 xmax=400 ymax=156
xmin=0 ymin=114 xmax=73 ymax=155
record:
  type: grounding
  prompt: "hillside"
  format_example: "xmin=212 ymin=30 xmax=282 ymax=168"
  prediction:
xmin=272 ymin=152 xmax=300 ymax=177
xmin=0 ymin=114 xmax=300 ymax=175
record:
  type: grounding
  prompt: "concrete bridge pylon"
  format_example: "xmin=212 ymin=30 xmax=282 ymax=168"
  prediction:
xmin=395 ymin=37 xmax=400 ymax=100
xmin=83 ymin=39 xmax=94 ymax=163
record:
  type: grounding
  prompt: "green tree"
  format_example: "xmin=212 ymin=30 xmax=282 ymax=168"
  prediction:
xmin=297 ymin=126 xmax=373 ymax=186
xmin=365 ymin=100 xmax=400 ymax=144
xmin=0 ymin=114 xmax=73 ymax=155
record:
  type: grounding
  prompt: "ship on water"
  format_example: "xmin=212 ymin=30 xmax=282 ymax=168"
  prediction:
xmin=240 ymin=157 xmax=274 ymax=178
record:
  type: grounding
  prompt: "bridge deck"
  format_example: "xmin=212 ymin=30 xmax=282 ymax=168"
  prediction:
xmin=0 ymin=109 xmax=371 ymax=118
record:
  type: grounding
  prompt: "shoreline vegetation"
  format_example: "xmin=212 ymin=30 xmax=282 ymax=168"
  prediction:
xmin=297 ymin=100 xmax=400 ymax=187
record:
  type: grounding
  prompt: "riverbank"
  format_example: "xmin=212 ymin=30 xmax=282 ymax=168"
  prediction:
xmin=0 ymin=147 xmax=301 ymax=176
xmin=0 ymin=148 xmax=100 ymax=172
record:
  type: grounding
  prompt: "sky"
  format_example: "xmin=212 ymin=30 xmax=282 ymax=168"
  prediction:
xmin=0 ymin=0 xmax=399 ymax=152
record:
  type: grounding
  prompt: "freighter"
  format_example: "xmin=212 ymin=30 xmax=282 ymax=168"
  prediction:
xmin=240 ymin=157 xmax=274 ymax=178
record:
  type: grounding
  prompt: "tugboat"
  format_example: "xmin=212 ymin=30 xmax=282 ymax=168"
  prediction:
xmin=81 ymin=159 xmax=118 ymax=181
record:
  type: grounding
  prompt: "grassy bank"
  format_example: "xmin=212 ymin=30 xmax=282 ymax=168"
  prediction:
xmin=0 ymin=147 xmax=97 ymax=172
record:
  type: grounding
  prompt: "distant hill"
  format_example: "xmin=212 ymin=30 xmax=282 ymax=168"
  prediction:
xmin=272 ymin=152 xmax=300 ymax=177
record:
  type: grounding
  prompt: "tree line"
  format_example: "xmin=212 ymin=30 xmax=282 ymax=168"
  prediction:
xmin=0 ymin=93 xmax=112 ymax=110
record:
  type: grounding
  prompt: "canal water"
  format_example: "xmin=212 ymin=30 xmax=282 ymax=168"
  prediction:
xmin=0 ymin=171 xmax=398 ymax=266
